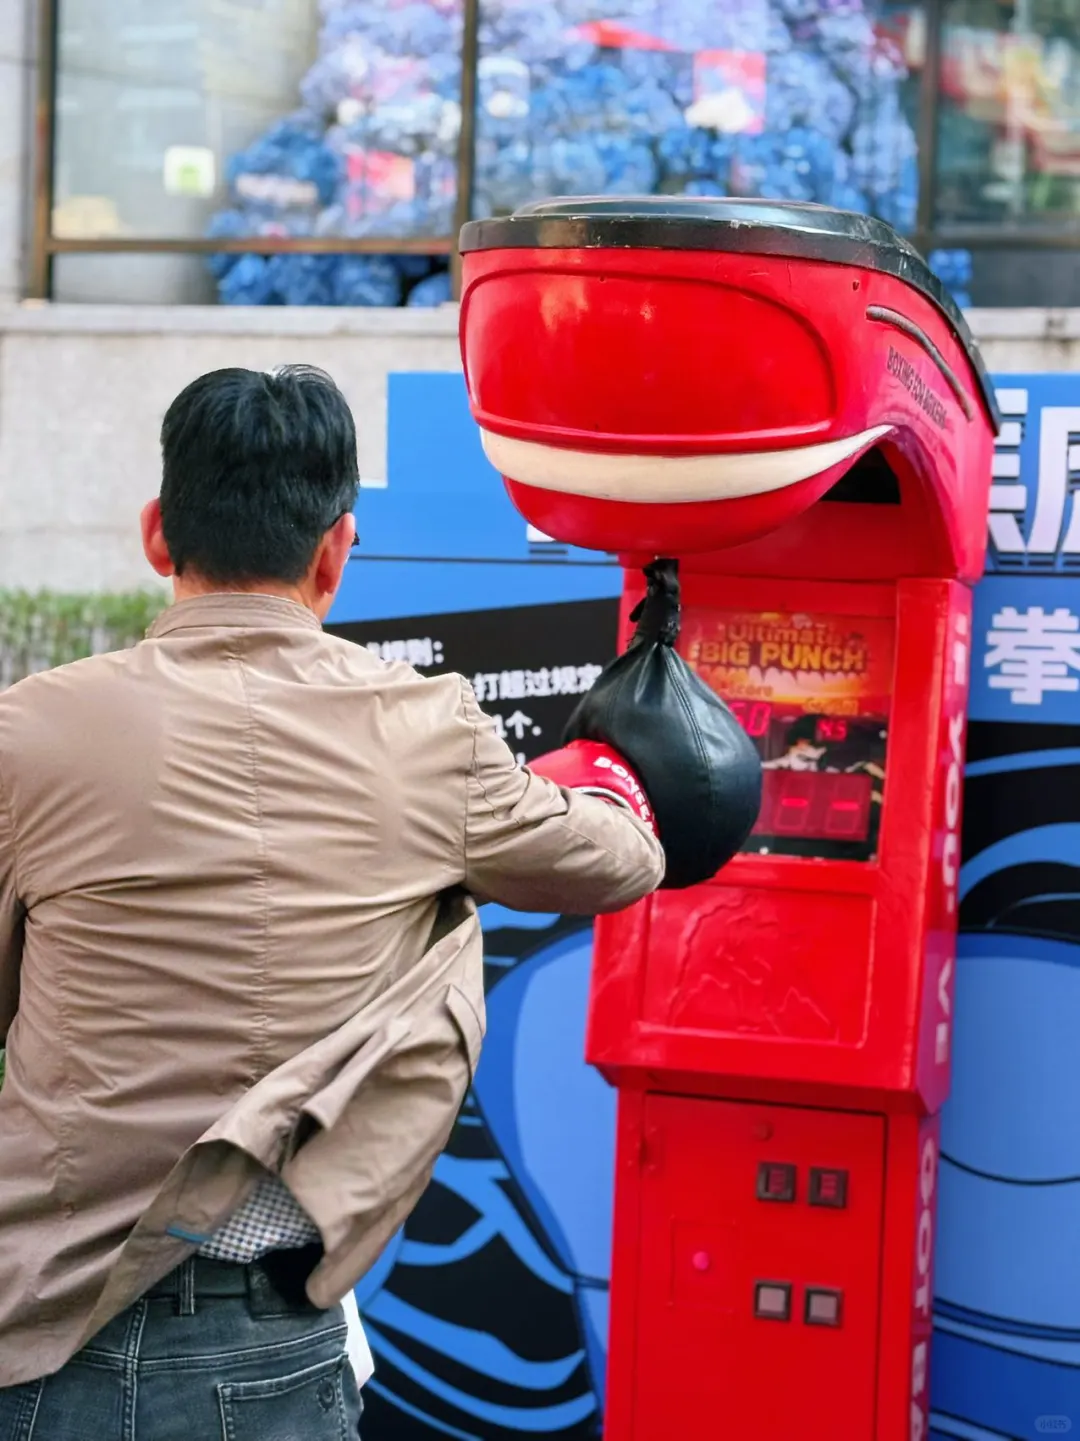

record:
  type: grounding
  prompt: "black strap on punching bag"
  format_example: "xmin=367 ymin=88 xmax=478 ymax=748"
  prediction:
xmin=564 ymin=558 xmax=763 ymax=889
xmin=628 ymin=557 xmax=682 ymax=647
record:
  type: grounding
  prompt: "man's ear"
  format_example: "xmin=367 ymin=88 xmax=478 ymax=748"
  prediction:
xmin=312 ymin=512 xmax=355 ymax=602
xmin=140 ymin=499 xmax=175 ymax=577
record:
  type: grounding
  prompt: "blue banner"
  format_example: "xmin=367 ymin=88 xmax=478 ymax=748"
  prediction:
xmin=933 ymin=375 xmax=1080 ymax=1441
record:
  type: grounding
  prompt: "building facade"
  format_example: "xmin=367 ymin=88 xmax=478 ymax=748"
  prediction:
xmin=2 ymin=0 xmax=1080 ymax=593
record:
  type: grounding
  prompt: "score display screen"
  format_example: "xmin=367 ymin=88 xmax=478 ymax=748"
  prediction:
xmin=682 ymin=608 xmax=894 ymax=861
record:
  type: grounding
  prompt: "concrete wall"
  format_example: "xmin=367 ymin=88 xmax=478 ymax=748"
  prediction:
xmin=971 ymin=307 xmax=1080 ymax=372
xmin=2 ymin=301 xmax=1079 ymax=595
xmin=0 ymin=304 xmax=461 ymax=592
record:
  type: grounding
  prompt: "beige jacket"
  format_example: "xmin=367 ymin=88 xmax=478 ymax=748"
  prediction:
xmin=0 ymin=594 xmax=663 ymax=1386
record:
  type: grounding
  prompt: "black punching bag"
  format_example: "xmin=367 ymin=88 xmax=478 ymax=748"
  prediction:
xmin=563 ymin=559 xmax=762 ymax=889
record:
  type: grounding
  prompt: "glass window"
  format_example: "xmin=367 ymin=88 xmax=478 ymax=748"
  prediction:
xmin=473 ymin=0 xmax=924 ymax=234
xmin=54 ymin=0 xmax=462 ymax=246
xmin=52 ymin=252 xmax=218 ymax=305
xmin=54 ymin=0 xmax=318 ymax=241
xmin=935 ymin=0 xmax=1080 ymax=225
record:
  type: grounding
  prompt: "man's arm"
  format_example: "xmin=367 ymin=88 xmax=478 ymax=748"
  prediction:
xmin=0 ymin=766 xmax=23 ymax=1044
xmin=461 ymin=681 xmax=665 ymax=914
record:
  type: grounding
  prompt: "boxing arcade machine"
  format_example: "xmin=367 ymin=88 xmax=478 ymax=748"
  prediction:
xmin=458 ymin=199 xmax=999 ymax=1441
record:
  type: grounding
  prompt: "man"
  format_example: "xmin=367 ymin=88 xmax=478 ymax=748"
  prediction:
xmin=0 ymin=366 xmax=664 ymax=1439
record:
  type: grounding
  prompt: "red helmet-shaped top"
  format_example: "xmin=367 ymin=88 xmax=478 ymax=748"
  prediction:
xmin=458 ymin=198 xmax=999 ymax=580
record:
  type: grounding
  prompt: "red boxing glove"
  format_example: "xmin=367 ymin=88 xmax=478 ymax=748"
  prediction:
xmin=528 ymin=740 xmax=657 ymax=835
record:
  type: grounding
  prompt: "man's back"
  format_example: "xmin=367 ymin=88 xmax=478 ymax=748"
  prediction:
xmin=2 ymin=594 xmax=463 ymax=1196
xmin=0 ymin=591 xmax=663 ymax=1384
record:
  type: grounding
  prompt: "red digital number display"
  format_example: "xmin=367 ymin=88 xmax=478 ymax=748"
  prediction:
xmin=726 ymin=699 xmax=773 ymax=738
xmin=728 ymin=702 xmax=851 ymax=746
xmin=723 ymin=694 xmax=882 ymax=852
xmin=815 ymin=718 xmax=849 ymax=743
xmin=752 ymin=771 xmax=873 ymax=843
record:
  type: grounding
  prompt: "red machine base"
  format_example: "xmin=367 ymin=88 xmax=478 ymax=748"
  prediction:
xmin=605 ymin=1092 xmax=940 ymax=1441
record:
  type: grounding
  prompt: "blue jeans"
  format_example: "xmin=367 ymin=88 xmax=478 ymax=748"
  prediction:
xmin=0 ymin=1262 xmax=363 ymax=1441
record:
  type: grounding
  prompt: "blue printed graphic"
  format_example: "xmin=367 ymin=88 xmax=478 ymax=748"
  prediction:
xmin=473 ymin=927 xmax=617 ymax=1411
xmin=334 ymin=371 xmax=1080 ymax=1441
xmin=330 ymin=372 xmax=618 ymax=628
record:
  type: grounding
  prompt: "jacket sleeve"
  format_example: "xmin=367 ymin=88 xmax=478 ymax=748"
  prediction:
xmin=0 ymin=765 xmax=23 ymax=1045
xmin=460 ymin=680 xmax=665 ymax=914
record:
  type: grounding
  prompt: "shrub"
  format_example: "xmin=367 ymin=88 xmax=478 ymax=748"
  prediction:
xmin=0 ymin=591 xmax=166 ymax=689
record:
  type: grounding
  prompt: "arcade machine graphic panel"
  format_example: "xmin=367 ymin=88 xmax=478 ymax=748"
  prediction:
xmin=681 ymin=607 xmax=894 ymax=863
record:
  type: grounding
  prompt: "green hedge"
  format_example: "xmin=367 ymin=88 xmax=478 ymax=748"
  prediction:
xmin=0 ymin=591 xmax=166 ymax=689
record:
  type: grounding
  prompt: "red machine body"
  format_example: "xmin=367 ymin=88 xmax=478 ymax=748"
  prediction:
xmin=459 ymin=198 xmax=999 ymax=1441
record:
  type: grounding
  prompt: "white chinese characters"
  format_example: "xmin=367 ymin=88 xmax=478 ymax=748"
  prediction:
xmin=984 ymin=606 xmax=1080 ymax=705
xmin=366 ymin=637 xmax=444 ymax=667
xmin=471 ymin=665 xmax=603 ymax=703
xmin=987 ymin=388 xmax=1027 ymax=556
xmin=989 ymin=387 xmax=1080 ymax=563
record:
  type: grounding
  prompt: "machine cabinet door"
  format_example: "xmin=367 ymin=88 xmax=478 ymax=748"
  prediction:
xmin=632 ymin=1094 xmax=886 ymax=1441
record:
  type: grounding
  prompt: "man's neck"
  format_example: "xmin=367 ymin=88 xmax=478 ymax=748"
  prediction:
xmin=172 ymin=578 xmax=314 ymax=613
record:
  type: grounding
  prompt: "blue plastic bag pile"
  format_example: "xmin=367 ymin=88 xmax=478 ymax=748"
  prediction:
xmin=209 ymin=0 xmax=925 ymax=308
xmin=208 ymin=0 xmax=461 ymax=306
xmin=927 ymin=248 xmax=974 ymax=310
xmin=473 ymin=0 xmax=918 ymax=228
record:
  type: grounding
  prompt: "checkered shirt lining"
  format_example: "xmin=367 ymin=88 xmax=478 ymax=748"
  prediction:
xmin=198 ymin=1174 xmax=320 ymax=1263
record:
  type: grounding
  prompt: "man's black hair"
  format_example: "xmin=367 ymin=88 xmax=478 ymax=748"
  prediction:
xmin=159 ymin=365 xmax=360 ymax=585
xmin=785 ymin=713 xmax=823 ymax=746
